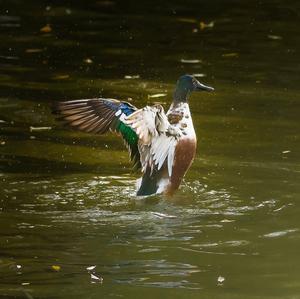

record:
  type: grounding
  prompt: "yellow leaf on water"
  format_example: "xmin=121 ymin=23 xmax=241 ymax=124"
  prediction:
xmin=268 ymin=34 xmax=282 ymax=40
xmin=52 ymin=74 xmax=70 ymax=80
xmin=147 ymin=93 xmax=167 ymax=99
xmin=25 ymin=48 xmax=44 ymax=53
xmin=84 ymin=58 xmax=93 ymax=64
xmin=222 ymin=53 xmax=239 ymax=58
xmin=199 ymin=21 xmax=214 ymax=30
xmin=177 ymin=18 xmax=198 ymax=24
xmin=21 ymin=282 xmax=30 ymax=286
xmin=192 ymin=73 xmax=206 ymax=78
xmin=30 ymin=126 xmax=52 ymax=132
xmin=180 ymin=59 xmax=202 ymax=64
xmin=51 ymin=265 xmax=61 ymax=271
xmin=40 ymin=24 xmax=52 ymax=33
xmin=124 ymin=75 xmax=140 ymax=79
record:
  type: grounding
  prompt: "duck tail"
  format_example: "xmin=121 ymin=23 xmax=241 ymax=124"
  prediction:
xmin=136 ymin=168 xmax=159 ymax=196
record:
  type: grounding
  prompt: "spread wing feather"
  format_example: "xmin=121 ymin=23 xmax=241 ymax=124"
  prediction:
xmin=55 ymin=99 xmax=182 ymax=176
xmin=124 ymin=104 xmax=181 ymax=177
xmin=54 ymin=98 xmax=141 ymax=169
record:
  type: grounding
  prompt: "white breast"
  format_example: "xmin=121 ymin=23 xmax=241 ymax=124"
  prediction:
xmin=167 ymin=103 xmax=196 ymax=140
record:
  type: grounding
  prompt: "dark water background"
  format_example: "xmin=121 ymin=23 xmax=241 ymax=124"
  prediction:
xmin=1 ymin=0 xmax=300 ymax=298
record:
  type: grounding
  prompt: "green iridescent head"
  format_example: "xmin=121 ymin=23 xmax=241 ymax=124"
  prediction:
xmin=173 ymin=74 xmax=214 ymax=103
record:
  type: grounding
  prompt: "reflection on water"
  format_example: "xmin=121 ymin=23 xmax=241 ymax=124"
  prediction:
xmin=1 ymin=0 xmax=300 ymax=298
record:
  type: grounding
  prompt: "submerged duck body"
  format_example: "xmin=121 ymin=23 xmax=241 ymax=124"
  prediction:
xmin=55 ymin=75 xmax=214 ymax=196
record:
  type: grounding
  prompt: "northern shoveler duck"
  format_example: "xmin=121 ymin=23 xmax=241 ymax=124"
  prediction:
xmin=54 ymin=75 xmax=214 ymax=196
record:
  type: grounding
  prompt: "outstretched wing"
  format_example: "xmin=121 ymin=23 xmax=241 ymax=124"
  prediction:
xmin=124 ymin=104 xmax=182 ymax=177
xmin=54 ymin=98 xmax=141 ymax=169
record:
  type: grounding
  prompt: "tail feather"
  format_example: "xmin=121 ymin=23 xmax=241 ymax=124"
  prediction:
xmin=137 ymin=168 xmax=159 ymax=196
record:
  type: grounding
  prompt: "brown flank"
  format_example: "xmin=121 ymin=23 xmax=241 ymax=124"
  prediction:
xmin=165 ymin=138 xmax=197 ymax=195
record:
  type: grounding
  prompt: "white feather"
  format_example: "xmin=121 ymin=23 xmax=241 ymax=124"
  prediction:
xmin=124 ymin=104 xmax=182 ymax=178
xmin=167 ymin=139 xmax=176 ymax=177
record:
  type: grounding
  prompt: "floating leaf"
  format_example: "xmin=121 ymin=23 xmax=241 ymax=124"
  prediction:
xmin=148 ymin=93 xmax=167 ymax=99
xmin=25 ymin=48 xmax=43 ymax=53
xmin=0 ymin=141 xmax=6 ymax=146
xmin=52 ymin=74 xmax=70 ymax=80
xmin=282 ymin=150 xmax=291 ymax=154
xmin=222 ymin=53 xmax=239 ymax=58
xmin=30 ymin=126 xmax=52 ymax=132
xmin=90 ymin=273 xmax=103 ymax=283
xmin=51 ymin=265 xmax=61 ymax=272
xmin=21 ymin=282 xmax=30 ymax=286
xmin=192 ymin=73 xmax=206 ymax=78
xmin=124 ymin=75 xmax=140 ymax=79
xmin=180 ymin=59 xmax=201 ymax=64
xmin=84 ymin=58 xmax=93 ymax=64
xmin=177 ymin=18 xmax=197 ymax=24
xmin=199 ymin=21 xmax=214 ymax=30
xmin=217 ymin=276 xmax=225 ymax=284
xmin=268 ymin=35 xmax=282 ymax=40
xmin=40 ymin=24 xmax=52 ymax=33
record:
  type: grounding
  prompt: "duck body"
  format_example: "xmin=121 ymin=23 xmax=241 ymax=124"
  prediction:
xmin=136 ymin=102 xmax=196 ymax=196
xmin=54 ymin=75 xmax=213 ymax=197
xmin=166 ymin=102 xmax=197 ymax=194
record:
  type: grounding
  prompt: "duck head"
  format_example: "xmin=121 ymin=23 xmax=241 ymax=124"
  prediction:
xmin=173 ymin=74 xmax=214 ymax=103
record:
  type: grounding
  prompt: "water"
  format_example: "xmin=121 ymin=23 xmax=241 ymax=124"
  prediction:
xmin=1 ymin=0 xmax=300 ymax=298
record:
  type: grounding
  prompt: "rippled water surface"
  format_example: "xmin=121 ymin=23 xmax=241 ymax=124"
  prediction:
xmin=1 ymin=0 xmax=300 ymax=298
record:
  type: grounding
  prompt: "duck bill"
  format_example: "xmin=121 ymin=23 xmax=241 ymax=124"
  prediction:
xmin=195 ymin=82 xmax=214 ymax=92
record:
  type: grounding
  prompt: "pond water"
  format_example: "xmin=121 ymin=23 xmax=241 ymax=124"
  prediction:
xmin=1 ymin=0 xmax=300 ymax=298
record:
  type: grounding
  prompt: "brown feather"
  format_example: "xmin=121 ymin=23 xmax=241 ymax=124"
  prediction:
xmin=85 ymin=118 xmax=106 ymax=133
xmin=69 ymin=114 xmax=99 ymax=126
xmin=77 ymin=116 xmax=103 ymax=131
xmin=63 ymin=111 xmax=94 ymax=121
xmin=94 ymin=117 xmax=113 ymax=134
xmin=165 ymin=139 xmax=196 ymax=195
xmin=60 ymin=107 xmax=92 ymax=116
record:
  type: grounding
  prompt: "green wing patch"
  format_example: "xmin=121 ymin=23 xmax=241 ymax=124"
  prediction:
xmin=115 ymin=120 xmax=141 ymax=170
